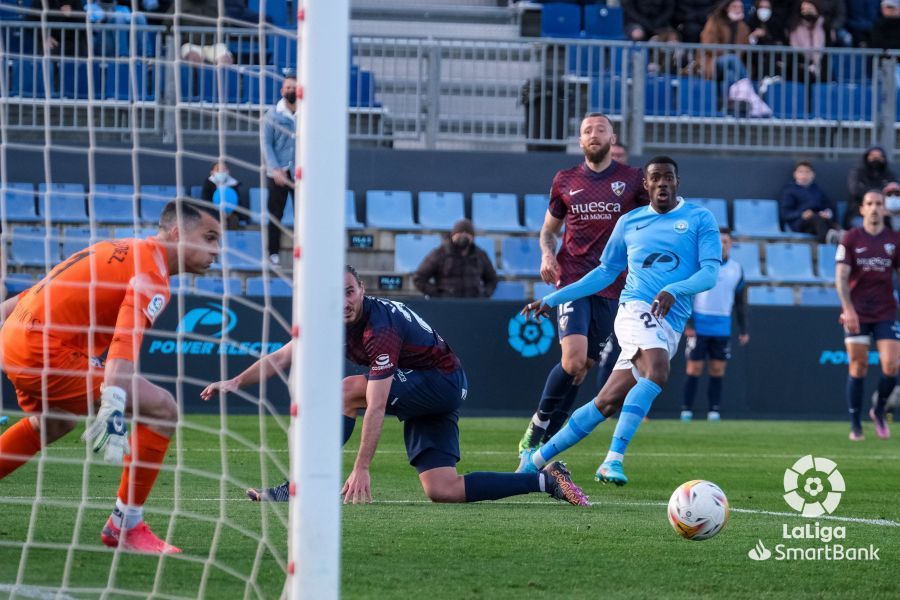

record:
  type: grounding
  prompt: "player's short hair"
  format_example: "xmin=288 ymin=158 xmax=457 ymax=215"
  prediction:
xmin=863 ymin=188 xmax=885 ymax=199
xmin=581 ymin=112 xmax=613 ymax=129
xmin=719 ymin=226 xmax=732 ymax=236
xmin=794 ymin=160 xmax=814 ymax=171
xmin=346 ymin=264 xmax=361 ymax=285
xmin=159 ymin=198 xmax=220 ymax=230
xmin=644 ymin=156 xmax=679 ymax=175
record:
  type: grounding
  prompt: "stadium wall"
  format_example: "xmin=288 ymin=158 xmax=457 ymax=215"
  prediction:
xmin=0 ymin=297 xmax=875 ymax=420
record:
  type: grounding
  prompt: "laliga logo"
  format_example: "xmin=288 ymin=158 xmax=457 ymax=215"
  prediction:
xmin=783 ymin=455 xmax=844 ymax=517
xmin=176 ymin=303 xmax=238 ymax=339
xmin=507 ymin=313 xmax=555 ymax=358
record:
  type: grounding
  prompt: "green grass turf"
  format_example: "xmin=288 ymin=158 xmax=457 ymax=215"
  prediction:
xmin=0 ymin=415 xmax=898 ymax=599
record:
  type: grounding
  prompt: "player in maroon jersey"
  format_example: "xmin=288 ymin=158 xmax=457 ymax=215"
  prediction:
xmin=516 ymin=113 xmax=648 ymax=467
xmin=835 ymin=190 xmax=900 ymax=441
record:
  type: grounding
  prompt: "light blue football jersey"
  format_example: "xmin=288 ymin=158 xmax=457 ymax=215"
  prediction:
xmin=692 ymin=258 xmax=744 ymax=337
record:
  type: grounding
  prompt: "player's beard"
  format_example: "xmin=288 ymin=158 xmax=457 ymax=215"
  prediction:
xmin=583 ymin=141 xmax=611 ymax=164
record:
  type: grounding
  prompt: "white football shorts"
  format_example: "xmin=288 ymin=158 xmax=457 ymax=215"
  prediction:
xmin=613 ymin=300 xmax=682 ymax=371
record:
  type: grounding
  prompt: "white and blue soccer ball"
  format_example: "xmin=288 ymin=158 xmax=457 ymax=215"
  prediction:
xmin=667 ymin=480 xmax=730 ymax=541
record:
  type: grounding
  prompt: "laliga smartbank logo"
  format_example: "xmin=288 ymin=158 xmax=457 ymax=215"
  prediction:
xmin=747 ymin=455 xmax=880 ymax=562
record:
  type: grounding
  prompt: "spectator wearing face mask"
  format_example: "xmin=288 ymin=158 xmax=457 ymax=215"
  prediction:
xmin=847 ymin=146 xmax=897 ymax=228
xmin=787 ymin=0 xmax=830 ymax=82
xmin=870 ymin=0 xmax=900 ymax=49
xmin=413 ymin=218 xmax=498 ymax=299
xmin=747 ymin=0 xmax=785 ymax=46
xmin=883 ymin=181 xmax=900 ymax=230
xmin=200 ymin=161 xmax=243 ymax=230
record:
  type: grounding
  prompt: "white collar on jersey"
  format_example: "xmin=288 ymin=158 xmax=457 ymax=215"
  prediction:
xmin=647 ymin=196 xmax=685 ymax=215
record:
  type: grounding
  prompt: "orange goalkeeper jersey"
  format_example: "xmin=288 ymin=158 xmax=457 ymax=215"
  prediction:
xmin=2 ymin=237 xmax=170 ymax=368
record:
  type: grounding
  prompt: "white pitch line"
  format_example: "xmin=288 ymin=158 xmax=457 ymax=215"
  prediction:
xmin=0 ymin=584 xmax=77 ymax=600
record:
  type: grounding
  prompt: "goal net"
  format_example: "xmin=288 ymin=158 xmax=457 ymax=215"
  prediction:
xmin=0 ymin=1 xmax=345 ymax=598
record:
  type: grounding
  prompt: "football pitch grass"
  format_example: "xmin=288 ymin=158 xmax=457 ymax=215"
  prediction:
xmin=0 ymin=415 xmax=898 ymax=599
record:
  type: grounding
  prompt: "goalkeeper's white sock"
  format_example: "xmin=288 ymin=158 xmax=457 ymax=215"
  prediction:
xmin=112 ymin=498 xmax=143 ymax=529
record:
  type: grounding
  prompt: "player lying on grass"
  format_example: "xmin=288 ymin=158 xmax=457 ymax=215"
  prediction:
xmin=0 ymin=199 xmax=222 ymax=554
xmin=201 ymin=265 xmax=590 ymax=506
xmin=518 ymin=157 xmax=722 ymax=486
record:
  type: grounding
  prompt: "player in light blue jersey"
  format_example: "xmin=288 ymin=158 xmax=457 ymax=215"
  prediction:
xmin=518 ymin=156 xmax=722 ymax=485
xmin=681 ymin=227 xmax=749 ymax=422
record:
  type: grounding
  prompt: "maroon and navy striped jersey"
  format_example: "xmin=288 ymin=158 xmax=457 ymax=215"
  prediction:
xmin=836 ymin=227 xmax=900 ymax=323
xmin=345 ymin=296 xmax=461 ymax=380
xmin=548 ymin=161 xmax=648 ymax=298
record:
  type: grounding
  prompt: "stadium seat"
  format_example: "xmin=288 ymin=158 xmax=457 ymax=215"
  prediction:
xmin=645 ymin=77 xmax=675 ymax=116
xmin=583 ymin=5 xmax=624 ymax=40
xmin=346 ymin=190 xmax=364 ymax=229
xmin=568 ymin=45 xmax=629 ymax=77
xmin=732 ymin=199 xmax=787 ymax=237
xmin=247 ymin=276 xmax=292 ymax=297
xmin=140 ymin=186 xmax=181 ymax=223
xmin=677 ymin=78 xmax=720 ymax=117
xmin=349 ymin=67 xmax=379 ymax=108
xmin=800 ymin=286 xmax=841 ymax=307
xmin=183 ymin=64 xmax=241 ymax=103
xmin=62 ymin=226 xmax=111 ymax=256
xmin=817 ymin=244 xmax=837 ymax=281
xmin=242 ymin=67 xmax=282 ymax=105
xmin=97 ymin=60 xmax=152 ymax=101
xmin=10 ymin=58 xmax=52 ymax=98
xmin=748 ymin=285 xmax=794 ymax=306
xmin=533 ymin=281 xmax=556 ymax=299
xmin=475 ymin=236 xmax=497 ymax=268
xmin=190 ymin=185 xmax=203 ymax=198
xmin=685 ymin=198 xmax=728 ymax=228
xmin=418 ymin=191 xmax=464 ymax=231
xmin=729 ymin=242 xmax=764 ymax=283
xmin=113 ymin=226 xmax=157 ymax=238
xmin=366 ymin=190 xmax=418 ymax=230
xmin=195 ymin=277 xmax=243 ymax=295
xmin=10 ymin=226 xmax=58 ymax=267
xmin=766 ymin=81 xmax=808 ymax=119
xmin=220 ymin=230 xmax=264 ymax=271
xmin=812 ymin=83 xmax=873 ymax=121
xmin=4 ymin=273 xmax=34 ymax=295
xmin=169 ymin=274 xmax=193 ymax=294
xmin=540 ymin=2 xmax=581 ymax=38
xmin=38 ymin=183 xmax=88 ymax=223
xmin=2 ymin=183 xmax=40 ymax=222
xmin=471 ymin=193 xmax=524 ymax=232
xmin=248 ymin=188 xmax=295 ymax=227
xmin=830 ymin=53 xmax=871 ymax=84
xmin=764 ymin=242 xmax=817 ymax=283
xmin=249 ymin=0 xmax=289 ymax=27
xmin=524 ymin=194 xmax=548 ymax=232
xmin=57 ymin=60 xmax=91 ymax=100
xmin=92 ymin=184 xmax=137 ymax=223
xmin=491 ymin=280 xmax=527 ymax=300
xmin=394 ymin=233 xmax=441 ymax=273
xmin=501 ymin=237 xmax=541 ymax=276
xmin=589 ymin=76 xmax=623 ymax=114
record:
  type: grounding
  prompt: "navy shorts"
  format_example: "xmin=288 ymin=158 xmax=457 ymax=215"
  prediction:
xmin=845 ymin=320 xmax=900 ymax=345
xmin=686 ymin=335 xmax=731 ymax=361
xmin=376 ymin=368 xmax=468 ymax=473
xmin=556 ymin=295 xmax=617 ymax=361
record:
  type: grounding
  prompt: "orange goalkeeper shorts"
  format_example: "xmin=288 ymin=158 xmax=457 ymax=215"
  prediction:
xmin=5 ymin=344 xmax=104 ymax=416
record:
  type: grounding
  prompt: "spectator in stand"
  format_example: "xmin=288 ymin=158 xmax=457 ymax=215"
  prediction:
xmin=747 ymin=0 xmax=785 ymax=46
xmin=699 ymin=1 xmax=751 ymax=83
xmin=29 ymin=0 xmax=89 ymax=57
xmin=780 ymin=160 xmax=842 ymax=243
xmin=413 ymin=219 xmax=498 ymax=299
xmin=611 ymin=143 xmax=629 ymax=165
xmin=846 ymin=0 xmax=883 ymax=46
xmin=200 ymin=161 xmax=243 ymax=230
xmin=85 ymin=0 xmax=156 ymax=56
xmin=817 ymin=0 xmax=853 ymax=46
xmin=786 ymin=0 xmax=830 ymax=82
xmin=675 ymin=0 xmax=720 ymax=43
xmin=847 ymin=146 xmax=897 ymax=227
xmin=870 ymin=0 xmax=900 ymax=49
xmin=168 ymin=0 xmax=233 ymax=65
xmin=622 ymin=0 xmax=676 ymax=42
xmin=883 ymin=181 xmax=900 ymax=230
xmin=261 ymin=73 xmax=297 ymax=265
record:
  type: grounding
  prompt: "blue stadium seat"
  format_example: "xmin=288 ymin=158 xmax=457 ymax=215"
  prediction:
xmin=366 ymin=190 xmax=418 ymax=230
xmin=540 ymin=2 xmax=581 ymax=38
xmin=472 ymin=193 xmax=524 ymax=232
xmin=475 ymin=237 xmax=497 ymax=268
xmin=748 ymin=285 xmax=794 ymax=306
xmin=349 ymin=66 xmax=379 ymax=108
xmin=589 ymin=76 xmax=623 ymax=113
xmin=249 ymin=188 xmax=294 ymax=227
xmin=140 ymin=186 xmax=181 ymax=223
xmin=242 ymin=67 xmax=282 ymax=105
xmin=247 ymin=276 xmax=293 ymax=297
xmin=732 ymin=199 xmax=786 ymax=237
xmin=10 ymin=58 xmax=52 ymax=98
xmin=190 ymin=185 xmax=203 ymax=198
xmin=2 ymin=183 xmax=40 ymax=222
xmin=524 ymin=194 xmax=548 ymax=232
xmin=169 ymin=274 xmax=193 ymax=294
xmin=568 ymin=45 xmax=629 ymax=77
xmin=38 ymin=183 xmax=87 ymax=224
xmin=220 ymin=230 xmax=264 ymax=271
xmin=92 ymin=184 xmax=137 ymax=224
xmin=62 ymin=226 xmax=111 ymax=257
xmin=97 ymin=60 xmax=152 ymax=101
xmin=817 ymin=244 xmax=837 ymax=281
xmin=830 ymin=53 xmax=871 ymax=84
xmin=583 ymin=5 xmax=624 ymax=40
xmin=192 ymin=64 xmax=241 ymax=103
xmin=491 ymin=280 xmax=527 ymax=300
xmin=729 ymin=242 xmax=764 ymax=283
xmin=195 ymin=277 xmax=243 ymax=295
xmin=533 ymin=281 xmax=556 ymax=299
xmin=799 ymin=286 xmax=841 ymax=307
xmin=764 ymin=242 xmax=817 ymax=282
xmin=501 ymin=237 xmax=541 ymax=276
xmin=5 ymin=273 xmax=34 ymax=295
xmin=418 ymin=191 xmax=464 ymax=231
xmin=57 ymin=60 xmax=91 ymax=100
xmin=394 ymin=233 xmax=441 ymax=273
xmin=10 ymin=226 xmax=58 ymax=267
xmin=249 ymin=0 xmax=290 ymax=27
xmin=346 ymin=190 xmax=364 ymax=229
xmin=766 ymin=81 xmax=808 ymax=119
xmin=270 ymin=33 xmax=298 ymax=70
xmin=645 ymin=77 xmax=675 ymax=116
xmin=813 ymin=83 xmax=873 ymax=121
xmin=114 ymin=226 xmax=157 ymax=238
xmin=685 ymin=198 xmax=728 ymax=228
xmin=677 ymin=78 xmax=720 ymax=117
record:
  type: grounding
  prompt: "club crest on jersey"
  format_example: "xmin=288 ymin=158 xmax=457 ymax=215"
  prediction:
xmin=885 ymin=243 xmax=895 ymax=256
xmin=611 ymin=181 xmax=626 ymax=196
xmin=674 ymin=220 xmax=689 ymax=234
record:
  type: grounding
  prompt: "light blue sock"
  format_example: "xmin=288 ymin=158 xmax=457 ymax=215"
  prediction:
xmin=535 ymin=400 xmax=606 ymax=466
xmin=609 ymin=378 xmax=662 ymax=457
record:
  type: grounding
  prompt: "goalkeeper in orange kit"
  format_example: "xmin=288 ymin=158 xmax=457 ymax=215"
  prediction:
xmin=0 ymin=199 xmax=221 ymax=554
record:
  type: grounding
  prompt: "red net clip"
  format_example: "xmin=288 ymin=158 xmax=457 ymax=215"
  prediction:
xmin=289 ymin=482 xmax=297 ymax=496
xmin=297 ymin=86 xmax=304 ymax=100
xmin=294 ymin=167 xmax=302 ymax=180
xmin=293 ymin=246 xmax=301 ymax=259
xmin=288 ymin=561 xmax=295 ymax=575
xmin=292 ymin=325 xmax=300 ymax=338
xmin=290 ymin=404 xmax=298 ymax=417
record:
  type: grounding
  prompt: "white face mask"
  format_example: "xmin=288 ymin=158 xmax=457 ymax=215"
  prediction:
xmin=886 ymin=194 xmax=900 ymax=213
xmin=757 ymin=7 xmax=772 ymax=22
xmin=212 ymin=171 xmax=230 ymax=185
xmin=728 ymin=10 xmax=744 ymax=21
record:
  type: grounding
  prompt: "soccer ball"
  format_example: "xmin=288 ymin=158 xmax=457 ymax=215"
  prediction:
xmin=667 ymin=480 xmax=730 ymax=541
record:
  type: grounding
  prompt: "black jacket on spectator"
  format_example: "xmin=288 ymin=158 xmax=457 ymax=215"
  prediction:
xmin=29 ymin=0 xmax=89 ymax=56
xmin=747 ymin=6 xmax=787 ymax=45
xmin=870 ymin=15 xmax=900 ymax=49
xmin=846 ymin=147 xmax=897 ymax=227
xmin=622 ymin=0 xmax=676 ymax=37
xmin=675 ymin=0 xmax=720 ymax=43
xmin=413 ymin=240 xmax=498 ymax=299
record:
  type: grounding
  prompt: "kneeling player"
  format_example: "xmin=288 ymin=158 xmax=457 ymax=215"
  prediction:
xmin=202 ymin=266 xmax=590 ymax=506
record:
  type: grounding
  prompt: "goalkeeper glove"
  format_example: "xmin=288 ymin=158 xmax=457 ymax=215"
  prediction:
xmin=81 ymin=385 xmax=131 ymax=464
